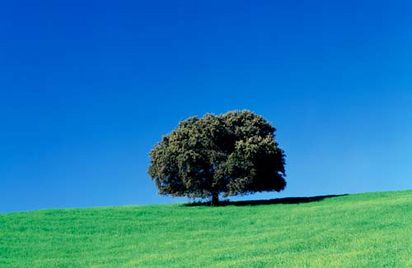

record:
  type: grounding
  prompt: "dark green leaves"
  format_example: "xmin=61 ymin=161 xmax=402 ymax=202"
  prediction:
xmin=148 ymin=110 xmax=286 ymax=202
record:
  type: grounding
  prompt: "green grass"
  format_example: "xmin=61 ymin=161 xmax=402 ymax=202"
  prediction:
xmin=1 ymin=190 xmax=412 ymax=267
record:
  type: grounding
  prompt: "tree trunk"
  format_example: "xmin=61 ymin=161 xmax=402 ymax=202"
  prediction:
xmin=211 ymin=192 xmax=219 ymax=206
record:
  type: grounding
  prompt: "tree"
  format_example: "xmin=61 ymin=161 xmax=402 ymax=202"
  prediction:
xmin=148 ymin=110 xmax=286 ymax=206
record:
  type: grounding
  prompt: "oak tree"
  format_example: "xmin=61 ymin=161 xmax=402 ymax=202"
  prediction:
xmin=148 ymin=110 xmax=286 ymax=205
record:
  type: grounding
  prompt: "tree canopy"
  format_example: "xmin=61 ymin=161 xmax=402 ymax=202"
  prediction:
xmin=148 ymin=110 xmax=286 ymax=205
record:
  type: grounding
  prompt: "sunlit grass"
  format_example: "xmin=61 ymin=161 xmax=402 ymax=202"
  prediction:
xmin=1 ymin=190 xmax=411 ymax=267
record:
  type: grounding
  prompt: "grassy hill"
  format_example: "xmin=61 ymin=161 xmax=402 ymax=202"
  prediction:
xmin=1 ymin=190 xmax=412 ymax=267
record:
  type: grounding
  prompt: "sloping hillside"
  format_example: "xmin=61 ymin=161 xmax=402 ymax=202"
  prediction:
xmin=1 ymin=190 xmax=411 ymax=267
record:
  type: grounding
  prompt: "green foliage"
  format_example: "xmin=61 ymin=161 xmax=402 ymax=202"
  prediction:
xmin=148 ymin=110 xmax=286 ymax=203
xmin=1 ymin=190 xmax=412 ymax=267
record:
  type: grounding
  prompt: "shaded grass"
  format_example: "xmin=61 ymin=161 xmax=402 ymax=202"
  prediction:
xmin=1 ymin=190 xmax=412 ymax=267
xmin=185 ymin=194 xmax=347 ymax=206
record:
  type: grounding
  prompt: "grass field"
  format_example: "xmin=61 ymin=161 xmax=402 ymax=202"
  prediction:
xmin=1 ymin=190 xmax=412 ymax=267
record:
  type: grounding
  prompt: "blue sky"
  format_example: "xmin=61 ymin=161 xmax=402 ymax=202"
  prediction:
xmin=1 ymin=0 xmax=412 ymax=212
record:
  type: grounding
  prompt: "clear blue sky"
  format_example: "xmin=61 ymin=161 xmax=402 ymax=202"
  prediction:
xmin=1 ymin=0 xmax=412 ymax=212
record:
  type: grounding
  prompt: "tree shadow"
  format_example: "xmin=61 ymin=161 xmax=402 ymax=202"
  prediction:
xmin=184 ymin=194 xmax=348 ymax=207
